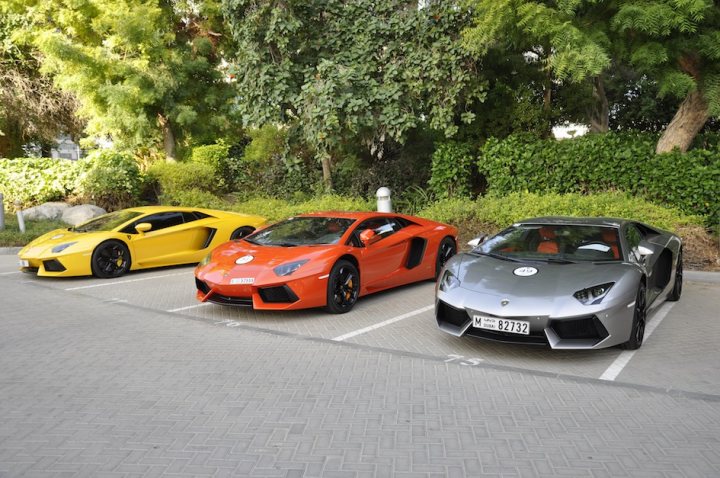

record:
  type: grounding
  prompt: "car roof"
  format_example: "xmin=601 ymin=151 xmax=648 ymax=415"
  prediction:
xmin=515 ymin=216 xmax=629 ymax=228
xmin=295 ymin=211 xmax=405 ymax=220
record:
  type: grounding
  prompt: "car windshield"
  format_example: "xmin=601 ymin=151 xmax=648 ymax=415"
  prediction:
xmin=71 ymin=210 xmax=144 ymax=233
xmin=245 ymin=216 xmax=356 ymax=246
xmin=473 ymin=224 xmax=622 ymax=262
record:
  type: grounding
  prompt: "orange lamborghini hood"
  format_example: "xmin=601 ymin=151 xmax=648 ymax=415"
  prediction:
xmin=197 ymin=240 xmax=340 ymax=286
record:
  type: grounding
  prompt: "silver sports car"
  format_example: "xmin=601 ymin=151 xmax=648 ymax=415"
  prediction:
xmin=436 ymin=217 xmax=683 ymax=350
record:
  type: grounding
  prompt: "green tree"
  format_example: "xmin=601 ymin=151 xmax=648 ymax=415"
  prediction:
xmin=0 ymin=7 xmax=82 ymax=158
xmin=224 ymin=0 xmax=484 ymax=190
xmin=19 ymin=0 xmax=235 ymax=160
xmin=612 ymin=0 xmax=720 ymax=153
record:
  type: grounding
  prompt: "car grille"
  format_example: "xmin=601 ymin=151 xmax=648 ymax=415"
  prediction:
xmin=259 ymin=285 xmax=299 ymax=303
xmin=43 ymin=259 xmax=66 ymax=272
xmin=206 ymin=294 xmax=253 ymax=307
xmin=549 ymin=315 xmax=608 ymax=341
xmin=436 ymin=300 xmax=470 ymax=328
xmin=195 ymin=278 xmax=211 ymax=294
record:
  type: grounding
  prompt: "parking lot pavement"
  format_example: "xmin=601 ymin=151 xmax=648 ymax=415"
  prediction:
xmin=2 ymin=253 xmax=720 ymax=397
xmin=2 ymin=262 xmax=720 ymax=477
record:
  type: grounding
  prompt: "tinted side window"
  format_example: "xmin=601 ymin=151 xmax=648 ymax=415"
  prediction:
xmin=350 ymin=217 xmax=395 ymax=246
xmin=121 ymin=212 xmax=185 ymax=234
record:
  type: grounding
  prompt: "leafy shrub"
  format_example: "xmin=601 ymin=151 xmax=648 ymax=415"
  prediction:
xmin=230 ymin=194 xmax=373 ymax=222
xmin=75 ymin=150 xmax=142 ymax=210
xmin=418 ymin=192 xmax=703 ymax=232
xmin=243 ymin=125 xmax=286 ymax=164
xmin=478 ymin=132 xmax=719 ymax=224
xmin=146 ymin=161 xmax=218 ymax=199
xmin=428 ymin=141 xmax=475 ymax=198
xmin=0 ymin=157 xmax=80 ymax=209
xmin=156 ymin=188 xmax=228 ymax=210
xmin=190 ymin=143 xmax=243 ymax=191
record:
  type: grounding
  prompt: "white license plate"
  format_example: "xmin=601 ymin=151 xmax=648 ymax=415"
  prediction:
xmin=230 ymin=277 xmax=254 ymax=285
xmin=18 ymin=259 xmax=29 ymax=267
xmin=473 ymin=315 xmax=530 ymax=335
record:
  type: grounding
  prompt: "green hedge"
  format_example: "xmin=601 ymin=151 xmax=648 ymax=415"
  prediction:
xmin=478 ymin=132 xmax=719 ymax=224
xmin=75 ymin=150 xmax=142 ymax=210
xmin=146 ymin=161 xmax=218 ymax=200
xmin=418 ymin=192 xmax=702 ymax=232
xmin=0 ymin=157 xmax=80 ymax=209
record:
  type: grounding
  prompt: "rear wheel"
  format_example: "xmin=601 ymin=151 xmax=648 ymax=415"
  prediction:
xmin=230 ymin=226 xmax=255 ymax=240
xmin=621 ymin=282 xmax=646 ymax=350
xmin=435 ymin=237 xmax=457 ymax=279
xmin=325 ymin=260 xmax=359 ymax=314
xmin=667 ymin=249 xmax=683 ymax=301
xmin=91 ymin=240 xmax=131 ymax=278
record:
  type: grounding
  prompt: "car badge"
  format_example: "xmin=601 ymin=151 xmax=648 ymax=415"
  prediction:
xmin=235 ymin=255 xmax=254 ymax=265
xmin=501 ymin=299 xmax=510 ymax=307
xmin=513 ymin=266 xmax=538 ymax=277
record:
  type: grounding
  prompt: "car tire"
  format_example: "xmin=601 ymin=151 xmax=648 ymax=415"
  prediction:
xmin=230 ymin=226 xmax=255 ymax=240
xmin=91 ymin=240 xmax=131 ymax=278
xmin=325 ymin=260 xmax=360 ymax=314
xmin=667 ymin=249 xmax=683 ymax=302
xmin=435 ymin=237 xmax=457 ymax=279
xmin=621 ymin=282 xmax=646 ymax=350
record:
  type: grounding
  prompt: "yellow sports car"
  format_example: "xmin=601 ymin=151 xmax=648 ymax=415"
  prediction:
xmin=18 ymin=206 xmax=266 ymax=278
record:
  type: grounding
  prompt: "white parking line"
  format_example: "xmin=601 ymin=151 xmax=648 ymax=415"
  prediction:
xmin=599 ymin=301 xmax=676 ymax=381
xmin=0 ymin=271 xmax=20 ymax=275
xmin=64 ymin=272 xmax=188 ymax=291
xmin=167 ymin=303 xmax=211 ymax=313
xmin=332 ymin=305 xmax=434 ymax=342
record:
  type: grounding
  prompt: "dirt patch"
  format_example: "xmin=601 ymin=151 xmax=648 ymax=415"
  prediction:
xmin=454 ymin=221 xmax=720 ymax=271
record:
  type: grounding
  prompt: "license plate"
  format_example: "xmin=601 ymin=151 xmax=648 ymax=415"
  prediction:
xmin=18 ymin=259 xmax=29 ymax=267
xmin=230 ymin=277 xmax=254 ymax=285
xmin=473 ymin=315 xmax=530 ymax=335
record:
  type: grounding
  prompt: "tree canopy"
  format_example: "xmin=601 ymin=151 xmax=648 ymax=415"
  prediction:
xmin=224 ymin=0 xmax=485 ymax=188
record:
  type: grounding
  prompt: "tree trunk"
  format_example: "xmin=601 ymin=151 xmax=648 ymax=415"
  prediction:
xmin=321 ymin=154 xmax=333 ymax=191
xmin=588 ymin=75 xmax=609 ymax=133
xmin=157 ymin=114 xmax=177 ymax=162
xmin=656 ymin=89 xmax=709 ymax=154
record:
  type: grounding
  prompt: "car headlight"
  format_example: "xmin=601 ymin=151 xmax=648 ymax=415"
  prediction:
xmin=573 ymin=282 xmax=614 ymax=305
xmin=198 ymin=252 xmax=212 ymax=266
xmin=439 ymin=269 xmax=460 ymax=292
xmin=51 ymin=242 xmax=77 ymax=253
xmin=274 ymin=259 xmax=309 ymax=277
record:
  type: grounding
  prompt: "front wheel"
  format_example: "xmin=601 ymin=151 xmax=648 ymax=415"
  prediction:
xmin=667 ymin=249 xmax=683 ymax=301
xmin=91 ymin=240 xmax=131 ymax=278
xmin=325 ymin=260 xmax=360 ymax=314
xmin=621 ymin=282 xmax=646 ymax=350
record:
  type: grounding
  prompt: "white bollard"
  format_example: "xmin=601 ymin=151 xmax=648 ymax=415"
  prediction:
xmin=376 ymin=187 xmax=392 ymax=213
xmin=14 ymin=200 xmax=25 ymax=233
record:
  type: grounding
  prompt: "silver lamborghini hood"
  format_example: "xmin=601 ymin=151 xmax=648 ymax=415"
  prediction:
xmin=452 ymin=253 xmax=638 ymax=317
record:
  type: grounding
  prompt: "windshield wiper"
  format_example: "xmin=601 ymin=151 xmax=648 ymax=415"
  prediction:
xmin=471 ymin=251 xmax=521 ymax=262
xmin=540 ymin=257 xmax=577 ymax=264
xmin=275 ymin=242 xmax=298 ymax=247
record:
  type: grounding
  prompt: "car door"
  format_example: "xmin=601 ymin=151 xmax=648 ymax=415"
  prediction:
xmin=122 ymin=211 xmax=207 ymax=267
xmin=353 ymin=217 xmax=411 ymax=291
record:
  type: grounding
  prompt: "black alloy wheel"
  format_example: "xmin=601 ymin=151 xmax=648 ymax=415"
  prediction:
xmin=231 ymin=226 xmax=255 ymax=240
xmin=621 ymin=282 xmax=647 ymax=350
xmin=435 ymin=237 xmax=457 ymax=279
xmin=91 ymin=240 xmax=131 ymax=278
xmin=325 ymin=260 xmax=360 ymax=314
xmin=667 ymin=249 xmax=683 ymax=301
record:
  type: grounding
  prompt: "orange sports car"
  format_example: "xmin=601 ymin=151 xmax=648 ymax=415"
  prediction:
xmin=194 ymin=211 xmax=458 ymax=313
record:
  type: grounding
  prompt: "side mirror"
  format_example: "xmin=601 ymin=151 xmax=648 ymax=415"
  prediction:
xmin=636 ymin=245 xmax=653 ymax=257
xmin=359 ymin=229 xmax=377 ymax=245
xmin=135 ymin=222 xmax=152 ymax=234
xmin=467 ymin=234 xmax=487 ymax=248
